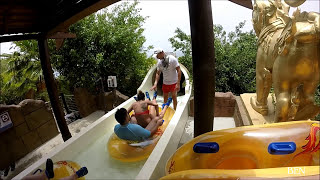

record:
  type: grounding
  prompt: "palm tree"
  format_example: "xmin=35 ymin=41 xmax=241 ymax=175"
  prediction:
xmin=1 ymin=40 xmax=44 ymax=104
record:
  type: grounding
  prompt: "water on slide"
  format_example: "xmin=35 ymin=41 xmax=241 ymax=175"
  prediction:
xmin=69 ymin=95 xmax=182 ymax=179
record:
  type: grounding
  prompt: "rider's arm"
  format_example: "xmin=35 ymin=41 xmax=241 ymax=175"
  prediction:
xmin=176 ymin=66 xmax=181 ymax=84
xmin=147 ymin=100 xmax=158 ymax=107
xmin=154 ymin=70 xmax=161 ymax=88
xmin=174 ymin=57 xmax=181 ymax=91
xmin=127 ymin=104 xmax=134 ymax=114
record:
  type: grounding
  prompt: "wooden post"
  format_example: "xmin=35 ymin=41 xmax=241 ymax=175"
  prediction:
xmin=188 ymin=0 xmax=215 ymax=137
xmin=38 ymin=38 xmax=71 ymax=141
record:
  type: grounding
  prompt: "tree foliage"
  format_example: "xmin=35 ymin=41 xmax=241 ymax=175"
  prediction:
xmin=170 ymin=21 xmax=257 ymax=95
xmin=169 ymin=28 xmax=192 ymax=75
xmin=1 ymin=1 xmax=153 ymax=103
xmin=170 ymin=21 xmax=320 ymax=120
xmin=51 ymin=1 xmax=154 ymax=96
xmin=0 ymin=40 xmax=54 ymax=104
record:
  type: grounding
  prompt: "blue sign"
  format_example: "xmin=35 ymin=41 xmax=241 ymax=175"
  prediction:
xmin=0 ymin=111 xmax=13 ymax=133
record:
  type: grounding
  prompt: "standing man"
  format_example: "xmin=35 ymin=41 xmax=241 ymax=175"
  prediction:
xmin=150 ymin=48 xmax=181 ymax=110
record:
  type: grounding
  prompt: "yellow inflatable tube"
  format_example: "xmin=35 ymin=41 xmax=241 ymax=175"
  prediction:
xmin=50 ymin=161 xmax=84 ymax=180
xmin=162 ymin=121 xmax=319 ymax=179
xmin=108 ymin=106 xmax=175 ymax=162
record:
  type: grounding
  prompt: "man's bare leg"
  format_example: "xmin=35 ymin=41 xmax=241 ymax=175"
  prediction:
xmin=145 ymin=117 xmax=163 ymax=136
xmin=149 ymin=99 xmax=158 ymax=118
xmin=163 ymin=92 xmax=169 ymax=107
xmin=22 ymin=173 xmax=81 ymax=180
xmin=59 ymin=174 xmax=78 ymax=180
xmin=153 ymin=92 xmax=159 ymax=116
xmin=22 ymin=173 xmax=46 ymax=180
xmin=171 ymin=90 xmax=178 ymax=110
xmin=159 ymin=104 xmax=168 ymax=117
xmin=130 ymin=116 xmax=137 ymax=124
xmin=22 ymin=159 xmax=54 ymax=180
xmin=60 ymin=167 xmax=88 ymax=180
xmin=146 ymin=96 xmax=171 ymax=136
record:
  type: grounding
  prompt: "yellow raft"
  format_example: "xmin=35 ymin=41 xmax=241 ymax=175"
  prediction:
xmin=51 ymin=161 xmax=85 ymax=180
xmin=108 ymin=106 xmax=175 ymax=162
xmin=161 ymin=121 xmax=320 ymax=179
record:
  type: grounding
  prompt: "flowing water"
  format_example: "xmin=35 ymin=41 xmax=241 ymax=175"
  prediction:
xmin=69 ymin=95 xmax=177 ymax=179
xmin=72 ymin=132 xmax=146 ymax=179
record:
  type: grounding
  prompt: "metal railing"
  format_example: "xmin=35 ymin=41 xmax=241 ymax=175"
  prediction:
xmin=60 ymin=94 xmax=78 ymax=114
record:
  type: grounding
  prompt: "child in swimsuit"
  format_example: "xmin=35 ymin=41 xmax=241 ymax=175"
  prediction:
xmin=128 ymin=90 xmax=159 ymax=128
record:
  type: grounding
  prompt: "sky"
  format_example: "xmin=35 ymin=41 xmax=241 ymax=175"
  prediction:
xmin=0 ymin=0 xmax=319 ymax=56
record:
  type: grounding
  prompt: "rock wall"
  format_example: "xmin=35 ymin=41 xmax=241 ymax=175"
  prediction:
xmin=74 ymin=88 xmax=129 ymax=117
xmin=0 ymin=99 xmax=58 ymax=170
xmin=234 ymin=96 xmax=251 ymax=127
xmin=74 ymin=88 xmax=98 ymax=118
xmin=189 ymin=92 xmax=236 ymax=117
xmin=114 ymin=90 xmax=129 ymax=106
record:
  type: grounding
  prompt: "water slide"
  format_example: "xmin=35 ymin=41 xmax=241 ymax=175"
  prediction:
xmin=13 ymin=64 xmax=192 ymax=179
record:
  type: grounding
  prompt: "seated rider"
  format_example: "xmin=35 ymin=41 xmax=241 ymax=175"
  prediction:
xmin=114 ymin=98 xmax=172 ymax=141
xmin=128 ymin=90 xmax=159 ymax=128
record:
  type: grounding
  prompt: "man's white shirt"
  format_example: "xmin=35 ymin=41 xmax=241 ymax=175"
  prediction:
xmin=156 ymin=55 xmax=180 ymax=85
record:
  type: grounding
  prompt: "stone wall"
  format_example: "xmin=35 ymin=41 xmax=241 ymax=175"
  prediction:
xmin=74 ymin=88 xmax=98 ymax=118
xmin=74 ymin=88 xmax=129 ymax=117
xmin=114 ymin=90 xmax=129 ymax=106
xmin=234 ymin=96 xmax=251 ymax=127
xmin=189 ymin=92 xmax=236 ymax=117
xmin=0 ymin=99 xmax=58 ymax=170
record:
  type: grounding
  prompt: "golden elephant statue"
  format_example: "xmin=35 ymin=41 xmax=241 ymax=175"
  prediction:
xmin=250 ymin=0 xmax=320 ymax=123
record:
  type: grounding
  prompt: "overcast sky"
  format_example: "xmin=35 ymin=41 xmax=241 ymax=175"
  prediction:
xmin=1 ymin=0 xmax=319 ymax=56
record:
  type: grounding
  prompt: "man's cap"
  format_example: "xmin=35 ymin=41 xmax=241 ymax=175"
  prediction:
xmin=154 ymin=48 xmax=164 ymax=54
